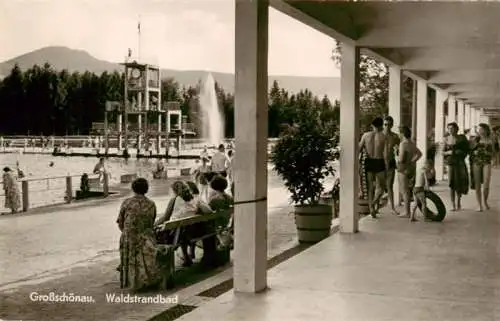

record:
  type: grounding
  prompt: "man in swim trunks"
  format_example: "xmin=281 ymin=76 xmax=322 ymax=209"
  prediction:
xmin=359 ymin=117 xmax=389 ymax=218
xmin=383 ymin=116 xmax=401 ymax=215
xmin=397 ymin=125 xmax=422 ymax=218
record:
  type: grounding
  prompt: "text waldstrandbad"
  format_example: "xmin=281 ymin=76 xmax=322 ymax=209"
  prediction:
xmin=106 ymin=293 xmax=179 ymax=304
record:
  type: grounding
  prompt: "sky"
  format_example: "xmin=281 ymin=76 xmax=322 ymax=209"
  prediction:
xmin=0 ymin=0 xmax=340 ymax=77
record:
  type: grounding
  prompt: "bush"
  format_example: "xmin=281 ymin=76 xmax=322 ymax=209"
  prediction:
xmin=271 ymin=111 xmax=337 ymax=205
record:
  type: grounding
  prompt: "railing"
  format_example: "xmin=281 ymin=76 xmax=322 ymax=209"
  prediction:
xmin=0 ymin=136 xmax=280 ymax=151
xmin=0 ymin=173 xmax=110 ymax=212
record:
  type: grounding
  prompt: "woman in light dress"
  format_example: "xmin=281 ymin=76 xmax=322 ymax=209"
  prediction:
xmin=3 ymin=167 xmax=21 ymax=213
xmin=117 ymin=178 xmax=161 ymax=291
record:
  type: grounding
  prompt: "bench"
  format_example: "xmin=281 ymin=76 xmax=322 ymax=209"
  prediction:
xmin=154 ymin=207 xmax=234 ymax=289
xmin=75 ymin=173 xmax=110 ymax=199
xmin=120 ymin=173 xmax=137 ymax=183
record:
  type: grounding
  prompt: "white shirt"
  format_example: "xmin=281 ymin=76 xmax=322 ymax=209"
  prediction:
xmin=211 ymin=151 xmax=228 ymax=172
xmin=170 ymin=197 xmax=198 ymax=220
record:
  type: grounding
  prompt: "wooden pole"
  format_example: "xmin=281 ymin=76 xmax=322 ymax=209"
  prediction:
xmin=22 ymin=180 xmax=29 ymax=212
xmin=65 ymin=176 xmax=73 ymax=203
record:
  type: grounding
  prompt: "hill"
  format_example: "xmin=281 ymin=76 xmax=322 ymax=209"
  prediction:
xmin=0 ymin=46 xmax=340 ymax=100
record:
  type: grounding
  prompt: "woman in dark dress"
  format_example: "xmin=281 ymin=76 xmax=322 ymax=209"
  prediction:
xmin=442 ymin=122 xmax=469 ymax=211
xmin=470 ymin=123 xmax=495 ymax=211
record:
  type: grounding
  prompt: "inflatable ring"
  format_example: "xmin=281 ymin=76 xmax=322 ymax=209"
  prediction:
xmin=416 ymin=190 xmax=447 ymax=222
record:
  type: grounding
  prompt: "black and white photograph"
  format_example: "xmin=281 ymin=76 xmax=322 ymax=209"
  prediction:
xmin=0 ymin=0 xmax=498 ymax=320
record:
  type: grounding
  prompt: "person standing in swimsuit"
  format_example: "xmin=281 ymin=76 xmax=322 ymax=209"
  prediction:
xmin=397 ymin=126 xmax=422 ymax=218
xmin=470 ymin=123 xmax=494 ymax=211
xmin=383 ymin=116 xmax=400 ymax=215
xmin=359 ymin=117 xmax=389 ymax=218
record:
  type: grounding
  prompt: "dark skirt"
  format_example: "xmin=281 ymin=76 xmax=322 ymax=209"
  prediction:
xmin=447 ymin=161 xmax=469 ymax=195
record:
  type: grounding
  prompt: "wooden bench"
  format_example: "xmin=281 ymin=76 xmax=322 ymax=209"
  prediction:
xmin=154 ymin=207 xmax=233 ymax=289
xmin=75 ymin=173 xmax=110 ymax=199
xmin=180 ymin=168 xmax=191 ymax=176
xmin=120 ymin=173 xmax=137 ymax=183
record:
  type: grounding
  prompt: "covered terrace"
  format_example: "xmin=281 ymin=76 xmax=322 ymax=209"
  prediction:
xmin=175 ymin=1 xmax=500 ymax=320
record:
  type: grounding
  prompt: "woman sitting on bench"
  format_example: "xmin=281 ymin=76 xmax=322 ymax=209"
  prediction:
xmin=208 ymin=175 xmax=234 ymax=212
xmin=155 ymin=181 xmax=213 ymax=266
xmin=198 ymin=175 xmax=234 ymax=267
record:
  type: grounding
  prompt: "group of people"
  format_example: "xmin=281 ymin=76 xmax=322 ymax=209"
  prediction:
xmin=444 ymin=122 xmax=495 ymax=212
xmin=359 ymin=116 xmax=424 ymax=221
xmin=117 ymin=158 xmax=234 ymax=292
xmin=192 ymin=144 xmax=234 ymax=201
xmin=360 ymin=114 xmax=496 ymax=221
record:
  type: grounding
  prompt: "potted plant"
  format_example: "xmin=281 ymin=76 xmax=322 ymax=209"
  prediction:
xmin=271 ymin=112 xmax=337 ymax=244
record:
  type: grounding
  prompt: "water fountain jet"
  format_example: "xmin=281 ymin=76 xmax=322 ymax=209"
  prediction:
xmin=199 ymin=73 xmax=225 ymax=147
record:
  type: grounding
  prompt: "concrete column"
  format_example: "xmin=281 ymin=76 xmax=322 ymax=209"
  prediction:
xmin=434 ymin=91 xmax=446 ymax=181
xmin=388 ymin=66 xmax=402 ymax=205
xmin=339 ymin=42 xmax=360 ymax=233
xmin=137 ymin=92 xmax=143 ymax=110
xmin=145 ymin=68 xmax=150 ymax=110
xmin=471 ymin=107 xmax=477 ymax=131
xmin=157 ymin=114 xmax=162 ymax=152
xmin=448 ymin=96 xmax=457 ymax=123
xmin=416 ymin=80 xmax=428 ymax=170
xmin=167 ymin=112 xmax=171 ymax=133
xmin=464 ymin=104 xmax=471 ymax=131
xmin=457 ymin=100 xmax=465 ymax=133
xmin=117 ymin=114 xmax=123 ymax=150
xmin=475 ymin=108 xmax=481 ymax=126
xmin=233 ymin=0 xmax=268 ymax=293
xmin=137 ymin=114 xmax=142 ymax=149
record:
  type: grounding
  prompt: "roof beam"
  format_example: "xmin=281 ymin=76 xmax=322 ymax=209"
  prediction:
xmin=428 ymin=69 xmax=500 ymax=84
xmin=270 ymin=0 xmax=356 ymax=45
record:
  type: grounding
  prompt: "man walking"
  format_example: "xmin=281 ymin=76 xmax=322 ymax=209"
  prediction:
xmin=359 ymin=117 xmax=389 ymax=218
xmin=211 ymin=144 xmax=229 ymax=177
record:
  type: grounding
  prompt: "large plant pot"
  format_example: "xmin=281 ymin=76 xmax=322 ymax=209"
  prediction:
xmin=319 ymin=196 xmax=339 ymax=218
xmin=294 ymin=204 xmax=333 ymax=244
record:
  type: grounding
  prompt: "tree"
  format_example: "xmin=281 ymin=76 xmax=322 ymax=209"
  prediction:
xmin=332 ymin=41 xmax=389 ymax=123
xmin=332 ymin=41 xmax=437 ymax=132
xmin=0 ymin=63 xmax=338 ymax=138
xmin=0 ymin=64 xmax=25 ymax=133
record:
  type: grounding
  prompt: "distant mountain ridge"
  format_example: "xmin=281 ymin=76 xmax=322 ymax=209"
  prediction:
xmin=0 ymin=46 xmax=340 ymax=100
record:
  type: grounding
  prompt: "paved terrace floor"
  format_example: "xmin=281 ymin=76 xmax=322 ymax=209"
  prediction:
xmin=176 ymin=171 xmax=500 ymax=321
